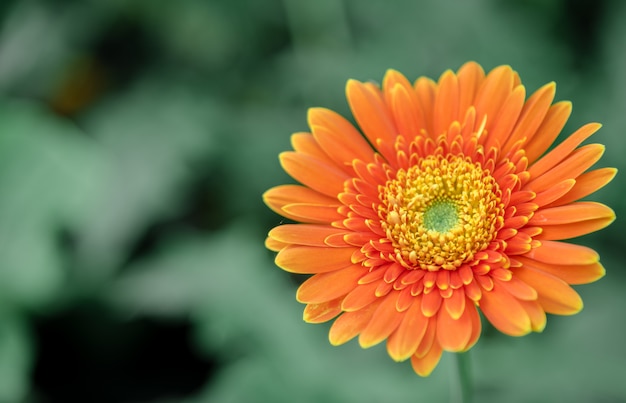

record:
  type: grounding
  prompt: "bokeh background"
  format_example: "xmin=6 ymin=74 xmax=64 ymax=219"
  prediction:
xmin=0 ymin=0 xmax=624 ymax=402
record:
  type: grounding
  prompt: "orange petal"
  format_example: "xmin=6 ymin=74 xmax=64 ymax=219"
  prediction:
xmin=443 ymin=288 xmax=466 ymax=320
xmin=495 ymin=276 xmax=537 ymax=301
xmin=421 ymin=289 xmax=443 ymax=317
xmin=414 ymin=77 xmax=437 ymax=136
xmin=436 ymin=303 xmax=472 ymax=352
xmin=265 ymin=236 xmax=287 ymax=252
xmin=346 ymin=79 xmax=397 ymax=158
xmin=415 ymin=317 xmax=436 ymax=358
xmin=457 ymin=61 xmax=485 ymax=115
xmin=383 ymin=69 xmax=424 ymax=138
xmin=547 ymin=167 xmax=617 ymax=207
xmin=537 ymin=217 xmax=616 ymax=240
xmin=341 ymin=281 xmax=380 ymax=312
xmin=475 ymin=65 xmax=515 ymax=142
xmin=524 ymin=101 xmax=572 ymax=164
xmin=433 ymin=70 xmax=459 ymax=136
xmin=308 ymin=107 xmax=374 ymax=166
xmin=513 ymin=265 xmax=583 ymax=315
xmin=464 ymin=279 xmax=482 ymax=301
xmin=486 ymin=85 xmax=526 ymax=152
xmin=464 ymin=304 xmax=482 ymax=350
xmin=530 ymin=201 xmax=615 ymax=225
xmin=503 ymin=82 xmax=556 ymax=154
xmin=410 ymin=341 xmax=443 ymax=377
xmin=395 ymin=287 xmax=415 ymax=312
xmin=386 ymin=296 xmax=428 ymax=361
xmin=280 ymin=151 xmax=350 ymax=197
xmin=531 ymin=179 xmax=575 ymax=207
xmin=517 ymin=299 xmax=546 ymax=332
xmin=290 ymin=132 xmax=330 ymax=161
xmin=263 ymin=184 xmax=337 ymax=206
xmin=528 ymin=123 xmax=601 ymax=179
xmin=359 ymin=293 xmax=404 ymax=348
xmin=282 ymin=203 xmax=344 ymax=223
xmin=525 ymin=240 xmax=599 ymax=265
xmin=478 ymin=285 xmax=531 ymax=336
xmin=297 ymin=265 xmax=365 ymax=303
xmin=276 ymin=245 xmax=357 ymax=274
xmin=269 ymin=224 xmax=348 ymax=247
xmin=526 ymin=144 xmax=605 ymax=193
xmin=516 ymin=255 xmax=605 ymax=285
xmin=303 ymin=297 xmax=343 ymax=323
xmin=263 ymin=185 xmax=339 ymax=222
xmin=328 ymin=301 xmax=380 ymax=346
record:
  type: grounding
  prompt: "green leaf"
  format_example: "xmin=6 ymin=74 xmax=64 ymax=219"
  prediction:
xmin=0 ymin=100 xmax=106 ymax=308
xmin=0 ymin=309 xmax=32 ymax=402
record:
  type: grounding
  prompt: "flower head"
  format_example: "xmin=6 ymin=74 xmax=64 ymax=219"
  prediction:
xmin=263 ymin=62 xmax=616 ymax=376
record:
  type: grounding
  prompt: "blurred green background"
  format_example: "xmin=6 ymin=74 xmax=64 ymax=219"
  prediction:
xmin=0 ymin=0 xmax=624 ymax=402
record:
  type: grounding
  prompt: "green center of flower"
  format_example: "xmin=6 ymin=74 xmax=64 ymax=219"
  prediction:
xmin=423 ymin=200 xmax=458 ymax=232
xmin=379 ymin=155 xmax=504 ymax=271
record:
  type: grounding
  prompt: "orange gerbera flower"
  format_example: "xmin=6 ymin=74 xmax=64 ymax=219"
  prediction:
xmin=263 ymin=62 xmax=616 ymax=376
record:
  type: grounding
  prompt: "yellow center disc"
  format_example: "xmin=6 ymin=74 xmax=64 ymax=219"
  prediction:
xmin=379 ymin=155 xmax=504 ymax=271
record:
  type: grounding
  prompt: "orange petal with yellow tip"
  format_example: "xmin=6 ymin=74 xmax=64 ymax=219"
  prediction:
xmin=478 ymin=285 xmax=531 ymax=336
xmin=421 ymin=288 xmax=443 ymax=317
xmin=308 ymin=107 xmax=374 ymax=165
xmin=297 ymin=265 xmax=365 ymax=304
xmin=513 ymin=266 xmax=583 ymax=315
xmin=537 ymin=217 xmax=616 ymax=240
xmin=547 ymin=167 xmax=617 ymax=207
xmin=517 ymin=299 xmax=547 ymax=332
xmin=526 ymin=144 xmax=605 ymax=193
xmin=263 ymin=184 xmax=337 ymax=206
xmin=464 ymin=279 xmax=482 ymax=301
xmin=529 ymin=123 xmax=601 ymax=179
xmin=411 ymin=341 xmax=443 ymax=377
xmin=265 ymin=236 xmax=287 ymax=252
xmin=437 ymin=303 xmax=472 ymax=352
xmin=524 ymin=101 xmax=572 ymax=164
xmin=443 ymin=288 xmax=466 ymax=320
xmin=382 ymin=69 xmax=412 ymax=102
xmin=328 ymin=301 xmax=380 ymax=346
xmin=386 ymin=296 xmax=429 ymax=361
xmin=494 ymin=276 xmax=537 ymax=301
xmin=281 ymin=203 xmax=343 ymax=223
xmin=280 ymin=152 xmax=349 ymax=197
xmin=359 ymin=293 xmax=404 ymax=348
xmin=263 ymin=185 xmax=339 ymax=221
xmin=303 ymin=298 xmax=343 ymax=323
xmin=415 ymin=317 xmax=436 ymax=358
xmin=525 ymin=240 xmax=599 ymax=265
xmin=290 ymin=132 xmax=330 ymax=161
xmin=269 ymin=224 xmax=348 ymax=247
xmin=346 ymin=79 xmax=397 ymax=155
xmin=464 ymin=304 xmax=482 ymax=350
xmin=516 ymin=256 xmax=605 ymax=285
xmin=530 ymin=202 xmax=615 ymax=225
xmin=276 ymin=245 xmax=358 ymax=274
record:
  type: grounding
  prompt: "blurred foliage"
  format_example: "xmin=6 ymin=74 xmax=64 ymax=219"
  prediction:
xmin=0 ymin=0 xmax=622 ymax=402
